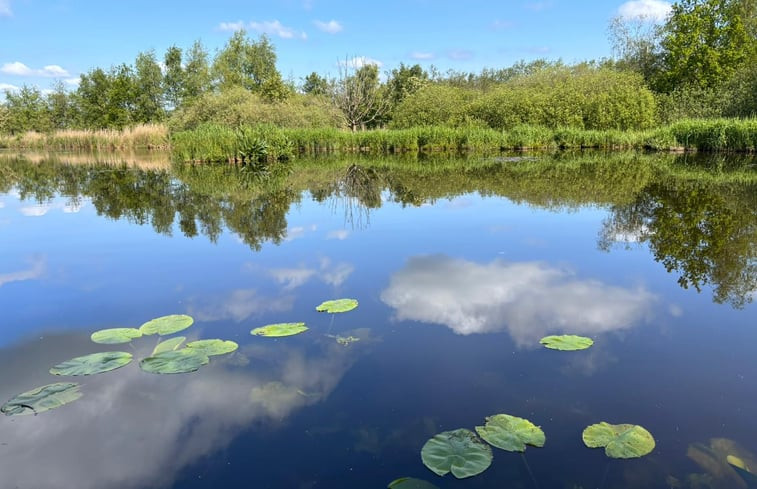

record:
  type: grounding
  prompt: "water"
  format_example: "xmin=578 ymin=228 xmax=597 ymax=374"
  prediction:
xmin=0 ymin=151 xmax=755 ymax=489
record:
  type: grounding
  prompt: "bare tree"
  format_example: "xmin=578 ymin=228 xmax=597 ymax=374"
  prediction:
xmin=331 ymin=57 xmax=390 ymax=131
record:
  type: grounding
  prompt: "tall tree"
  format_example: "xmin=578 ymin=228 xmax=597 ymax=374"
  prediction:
xmin=302 ymin=71 xmax=331 ymax=95
xmin=4 ymin=85 xmax=50 ymax=133
xmin=212 ymin=31 xmax=288 ymax=100
xmin=133 ymin=50 xmax=165 ymax=123
xmin=332 ymin=60 xmax=389 ymax=131
xmin=608 ymin=15 xmax=664 ymax=83
xmin=46 ymin=81 xmax=75 ymax=130
xmin=386 ymin=63 xmax=428 ymax=107
xmin=163 ymin=45 xmax=185 ymax=110
xmin=183 ymin=40 xmax=212 ymax=102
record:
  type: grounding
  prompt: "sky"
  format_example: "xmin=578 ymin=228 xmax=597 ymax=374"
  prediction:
xmin=0 ymin=0 xmax=673 ymax=92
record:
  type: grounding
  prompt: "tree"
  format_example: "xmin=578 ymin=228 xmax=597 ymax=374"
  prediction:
xmin=332 ymin=60 xmax=390 ymax=131
xmin=4 ymin=85 xmax=50 ymax=133
xmin=302 ymin=72 xmax=331 ymax=95
xmin=608 ymin=15 xmax=663 ymax=83
xmin=386 ymin=63 xmax=428 ymax=107
xmin=46 ymin=81 xmax=75 ymax=130
xmin=163 ymin=45 xmax=185 ymax=110
xmin=133 ymin=50 xmax=165 ymax=123
xmin=658 ymin=0 xmax=756 ymax=91
xmin=212 ymin=30 xmax=288 ymax=99
xmin=183 ymin=40 xmax=212 ymax=103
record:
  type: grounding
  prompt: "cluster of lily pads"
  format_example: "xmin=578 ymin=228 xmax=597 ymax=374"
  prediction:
xmin=0 ymin=314 xmax=238 ymax=416
xmin=250 ymin=298 xmax=359 ymax=341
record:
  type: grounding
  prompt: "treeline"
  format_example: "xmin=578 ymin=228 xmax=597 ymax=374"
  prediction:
xmin=1 ymin=0 xmax=755 ymax=137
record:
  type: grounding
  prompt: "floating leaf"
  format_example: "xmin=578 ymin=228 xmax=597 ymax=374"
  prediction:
xmin=139 ymin=314 xmax=194 ymax=336
xmin=539 ymin=335 xmax=594 ymax=351
xmin=185 ymin=339 xmax=238 ymax=356
xmin=1 ymin=382 xmax=82 ymax=416
xmin=387 ymin=477 xmax=440 ymax=489
xmin=50 ymin=352 xmax=133 ymax=376
xmin=316 ymin=298 xmax=358 ymax=313
xmin=582 ymin=422 xmax=655 ymax=459
xmin=475 ymin=414 xmax=545 ymax=452
xmin=251 ymin=322 xmax=308 ymax=337
xmin=152 ymin=336 xmax=186 ymax=355
xmin=421 ymin=428 xmax=493 ymax=479
xmin=91 ymin=327 xmax=142 ymax=344
xmin=139 ymin=349 xmax=209 ymax=374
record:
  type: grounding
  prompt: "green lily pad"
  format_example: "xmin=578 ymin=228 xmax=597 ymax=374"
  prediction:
xmin=152 ymin=336 xmax=186 ymax=355
xmin=582 ymin=422 xmax=656 ymax=459
xmin=91 ymin=327 xmax=142 ymax=344
xmin=251 ymin=322 xmax=308 ymax=337
xmin=540 ymin=335 xmax=594 ymax=351
xmin=185 ymin=339 xmax=239 ymax=356
xmin=387 ymin=477 xmax=440 ymax=489
xmin=1 ymin=382 xmax=82 ymax=416
xmin=475 ymin=413 xmax=546 ymax=452
xmin=139 ymin=349 xmax=209 ymax=374
xmin=316 ymin=298 xmax=358 ymax=313
xmin=50 ymin=352 xmax=133 ymax=376
xmin=139 ymin=314 xmax=194 ymax=336
xmin=421 ymin=428 xmax=493 ymax=479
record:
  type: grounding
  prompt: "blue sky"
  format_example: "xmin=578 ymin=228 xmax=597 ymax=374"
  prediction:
xmin=0 ymin=0 xmax=672 ymax=92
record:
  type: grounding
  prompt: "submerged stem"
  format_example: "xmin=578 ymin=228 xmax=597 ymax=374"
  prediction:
xmin=599 ymin=461 xmax=610 ymax=489
xmin=521 ymin=452 xmax=540 ymax=489
xmin=327 ymin=314 xmax=335 ymax=334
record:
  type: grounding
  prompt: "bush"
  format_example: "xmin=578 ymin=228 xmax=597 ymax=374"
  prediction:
xmin=389 ymin=85 xmax=479 ymax=128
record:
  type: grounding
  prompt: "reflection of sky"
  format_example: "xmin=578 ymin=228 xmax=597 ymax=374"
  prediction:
xmin=0 ymin=255 xmax=46 ymax=287
xmin=381 ymin=255 xmax=656 ymax=346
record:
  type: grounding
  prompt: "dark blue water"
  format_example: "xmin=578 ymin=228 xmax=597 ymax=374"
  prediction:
xmin=0 ymin=153 xmax=755 ymax=489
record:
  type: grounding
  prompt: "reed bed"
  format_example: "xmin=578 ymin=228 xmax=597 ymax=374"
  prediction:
xmin=0 ymin=124 xmax=169 ymax=151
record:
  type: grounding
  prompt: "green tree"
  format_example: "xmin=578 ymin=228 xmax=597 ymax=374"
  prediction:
xmin=4 ymin=85 xmax=50 ymax=133
xmin=75 ymin=68 xmax=111 ymax=128
xmin=133 ymin=50 xmax=165 ymax=123
xmin=46 ymin=81 xmax=76 ymax=129
xmin=212 ymin=30 xmax=287 ymax=99
xmin=163 ymin=45 xmax=185 ymax=110
xmin=386 ymin=63 xmax=429 ymax=106
xmin=608 ymin=15 xmax=663 ymax=83
xmin=302 ymin=71 xmax=331 ymax=95
xmin=183 ymin=40 xmax=212 ymax=103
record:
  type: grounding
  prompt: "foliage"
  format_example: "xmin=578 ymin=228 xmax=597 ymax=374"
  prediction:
xmin=139 ymin=314 xmax=194 ymax=336
xmin=315 ymin=298 xmax=358 ymax=313
xmin=49 ymin=352 xmax=133 ymax=376
xmin=302 ymin=71 xmax=331 ymax=96
xmin=4 ymin=85 xmax=51 ymax=133
xmin=332 ymin=60 xmax=390 ymax=131
xmin=139 ymin=349 xmax=209 ymax=374
xmin=133 ymin=50 xmax=166 ymax=123
xmin=421 ymin=429 xmax=493 ymax=479
xmin=1 ymin=382 xmax=82 ymax=416
xmin=185 ymin=339 xmax=239 ymax=356
xmin=539 ymin=335 xmax=594 ymax=351
xmin=390 ymin=85 xmax=477 ymax=129
xmin=251 ymin=322 xmax=309 ymax=337
xmin=475 ymin=414 xmax=546 ymax=452
xmin=91 ymin=327 xmax=143 ymax=344
xmin=582 ymin=422 xmax=656 ymax=458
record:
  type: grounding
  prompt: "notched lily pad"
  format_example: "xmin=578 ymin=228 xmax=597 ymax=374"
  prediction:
xmin=50 ymin=351 xmax=133 ymax=376
xmin=582 ymin=422 xmax=655 ymax=459
xmin=540 ymin=334 xmax=594 ymax=351
xmin=475 ymin=413 xmax=545 ymax=452
xmin=1 ymin=382 xmax=82 ymax=416
xmin=91 ymin=327 xmax=142 ymax=344
xmin=185 ymin=339 xmax=239 ymax=356
xmin=421 ymin=428 xmax=493 ymax=479
xmin=387 ymin=477 xmax=440 ymax=489
xmin=251 ymin=322 xmax=308 ymax=337
xmin=316 ymin=298 xmax=358 ymax=313
xmin=140 ymin=314 xmax=194 ymax=336
xmin=139 ymin=349 xmax=209 ymax=374
xmin=152 ymin=336 xmax=186 ymax=355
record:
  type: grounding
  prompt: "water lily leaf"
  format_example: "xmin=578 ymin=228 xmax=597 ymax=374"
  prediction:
xmin=475 ymin=413 xmax=545 ymax=452
xmin=582 ymin=422 xmax=655 ymax=458
xmin=152 ymin=336 xmax=186 ymax=355
xmin=387 ymin=477 xmax=440 ymax=489
xmin=316 ymin=298 xmax=358 ymax=313
xmin=540 ymin=335 xmax=594 ymax=351
xmin=50 ymin=352 xmax=133 ymax=376
xmin=139 ymin=314 xmax=194 ymax=336
xmin=421 ymin=428 xmax=493 ymax=479
xmin=185 ymin=339 xmax=239 ymax=356
xmin=251 ymin=322 xmax=308 ymax=337
xmin=139 ymin=349 xmax=209 ymax=374
xmin=1 ymin=382 xmax=82 ymax=416
xmin=91 ymin=327 xmax=142 ymax=344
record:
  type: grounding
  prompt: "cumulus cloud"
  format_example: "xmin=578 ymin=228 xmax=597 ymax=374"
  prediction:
xmin=269 ymin=267 xmax=317 ymax=290
xmin=314 ymin=19 xmax=343 ymax=34
xmin=19 ymin=199 xmax=82 ymax=216
xmin=0 ymin=82 xmax=19 ymax=91
xmin=186 ymin=288 xmax=294 ymax=322
xmin=218 ymin=20 xmax=245 ymax=31
xmin=319 ymin=257 xmax=354 ymax=287
xmin=618 ymin=0 xmax=672 ymax=21
xmin=0 ymin=61 xmax=70 ymax=77
xmin=410 ymin=51 xmax=435 ymax=61
xmin=326 ymin=230 xmax=350 ymax=240
xmin=266 ymin=258 xmax=354 ymax=291
xmin=0 ymin=255 xmax=46 ymax=287
xmin=338 ymin=56 xmax=382 ymax=68
xmin=380 ymin=255 xmax=656 ymax=346
xmin=249 ymin=19 xmax=307 ymax=39
xmin=0 ymin=0 xmax=11 ymax=17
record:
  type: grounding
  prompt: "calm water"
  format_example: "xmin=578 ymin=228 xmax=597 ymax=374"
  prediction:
xmin=0 ymin=151 xmax=755 ymax=489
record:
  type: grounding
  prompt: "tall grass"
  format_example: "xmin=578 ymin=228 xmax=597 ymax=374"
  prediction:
xmin=0 ymin=124 xmax=169 ymax=150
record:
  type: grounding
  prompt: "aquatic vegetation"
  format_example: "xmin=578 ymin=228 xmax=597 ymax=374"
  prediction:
xmin=152 ymin=337 xmax=186 ymax=355
xmin=582 ymin=422 xmax=655 ymax=458
xmin=1 ymin=382 xmax=82 ymax=416
xmin=139 ymin=314 xmax=194 ymax=336
xmin=421 ymin=428 xmax=493 ymax=479
xmin=326 ymin=334 xmax=360 ymax=346
xmin=90 ymin=327 xmax=142 ymax=344
xmin=728 ymin=455 xmax=757 ymax=487
xmin=139 ymin=349 xmax=209 ymax=374
xmin=687 ymin=438 xmax=757 ymax=489
xmin=316 ymin=298 xmax=358 ymax=313
xmin=475 ymin=414 xmax=546 ymax=452
xmin=387 ymin=477 xmax=439 ymax=489
xmin=185 ymin=339 xmax=239 ymax=356
xmin=251 ymin=322 xmax=308 ymax=337
xmin=539 ymin=335 xmax=594 ymax=351
xmin=49 ymin=352 xmax=133 ymax=376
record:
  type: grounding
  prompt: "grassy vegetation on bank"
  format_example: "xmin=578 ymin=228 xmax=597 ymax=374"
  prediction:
xmin=0 ymin=124 xmax=169 ymax=151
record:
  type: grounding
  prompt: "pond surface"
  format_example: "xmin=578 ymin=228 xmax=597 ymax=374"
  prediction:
xmin=0 ymin=151 xmax=756 ymax=489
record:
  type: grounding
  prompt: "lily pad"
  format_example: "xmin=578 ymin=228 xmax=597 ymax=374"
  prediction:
xmin=50 ymin=352 xmax=133 ymax=376
xmin=185 ymin=339 xmax=239 ymax=356
xmin=316 ymin=298 xmax=358 ymax=313
xmin=152 ymin=336 xmax=186 ymax=355
xmin=387 ymin=477 xmax=440 ymax=489
xmin=421 ymin=428 xmax=493 ymax=479
xmin=91 ymin=327 xmax=142 ymax=344
xmin=475 ymin=413 xmax=546 ymax=452
xmin=540 ymin=335 xmax=594 ymax=351
xmin=139 ymin=314 xmax=194 ymax=336
xmin=251 ymin=322 xmax=308 ymax=337
xmin=582 ymin=422 xmax=655 ymax=459
xmin=139 ymin=349 xmax=209 ymax=374
xmin=1 ymin=382 xmax=82 ymax=416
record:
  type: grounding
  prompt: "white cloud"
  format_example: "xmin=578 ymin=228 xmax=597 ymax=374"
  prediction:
xmin=0 ymin=256 xmax=45 ymax=287
xmin=338 ymin=56 xmax=382 ymax=69
xmin=381 ymin=255 xmax=656 ymax=347
xmin=187 ymin=288 xmax=294 ymax=322
xmin=0 ymin=61 xmax=70 ymax=77
xmin=218 ymin=20 xmax=245 ymax=31
xmin=249 ymin=19 xmax=307 ymax=40
xmin=0 ymin=82 xmax=19 ymax=91
xmin=0 ymin=0 xmax=11 ymax=17
xmin=319 ymin=257 xmax=354 ymax=287
xmin=269 ymin=267 xmax=317 ymax=290
xmin=326 ymin=230 xmax=350 ymax=240
xmin=64 ymin=77 xmax=80 ymax=86
xmin=20 ymin=199 xmax=82 ymax=216
xmin=314 ymin=19 xmax=342 ymax=34
xmin=618 ymin=0 xmax=672 ymax=21
xmin=284 ymin=224 xmax=317 ymax=241
xmin=410 ymin=51 xmax=435 ymax=61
